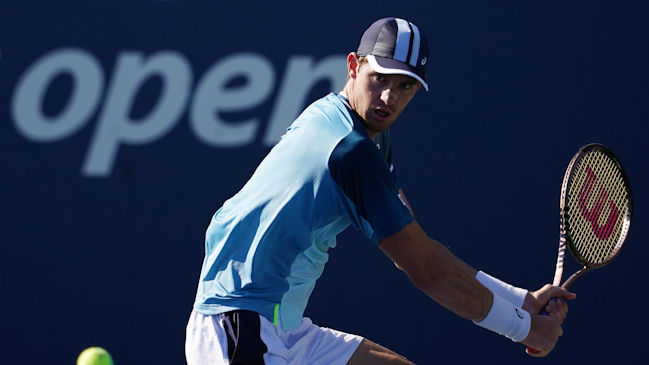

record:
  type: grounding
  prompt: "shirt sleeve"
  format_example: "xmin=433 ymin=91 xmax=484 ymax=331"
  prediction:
xmin=374 ymin=128 xmax=401 ymax=188
xmin=328 ymin=133 xmax=413 ymax=242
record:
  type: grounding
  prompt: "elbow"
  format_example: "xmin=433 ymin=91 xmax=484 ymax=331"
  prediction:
xmin=405 ymin=265 xmax=442 ymax=293
xmin=409 ymin=275 xmax=430 ymax=293
xmin=399 ymin=246 xmax=449 ymax=292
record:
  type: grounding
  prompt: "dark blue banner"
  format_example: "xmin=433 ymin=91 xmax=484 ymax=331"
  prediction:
xmin=2 ymin=1 xmax=647 ymax=364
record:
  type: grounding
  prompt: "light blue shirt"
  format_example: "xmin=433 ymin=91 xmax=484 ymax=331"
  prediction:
xmin=193 ymin=93 xmax=413 ymax=330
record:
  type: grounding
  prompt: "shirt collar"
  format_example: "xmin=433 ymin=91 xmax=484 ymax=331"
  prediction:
xmin=335 ymin=93 xmax=371 ymax=139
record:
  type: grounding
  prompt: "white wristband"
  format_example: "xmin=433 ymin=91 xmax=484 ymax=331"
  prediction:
xmin=475 ymin=271 xmax=528 ymax=308
xmin=473 ymin=293 xmax=531 ymax=342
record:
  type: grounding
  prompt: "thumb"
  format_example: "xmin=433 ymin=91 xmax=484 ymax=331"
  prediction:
xmin=550 ymin=286 xmax=577 ymax=301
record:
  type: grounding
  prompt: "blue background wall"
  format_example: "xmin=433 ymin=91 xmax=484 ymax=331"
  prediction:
xmin=1 ymin=1 xmax=647 ymax=364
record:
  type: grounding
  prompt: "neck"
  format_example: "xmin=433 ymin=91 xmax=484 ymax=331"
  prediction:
xmin=339 ymin=88 xmax=377 ymax=140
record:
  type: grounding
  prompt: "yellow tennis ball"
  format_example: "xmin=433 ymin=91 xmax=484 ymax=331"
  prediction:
xmin=77 ymin=347 xmax=114 ymax=365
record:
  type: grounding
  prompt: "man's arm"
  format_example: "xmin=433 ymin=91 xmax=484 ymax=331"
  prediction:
xmin=379 ymin=219 xmax=574 ymax=356
xmin=394 ymin=189 xmax=573 ymax=318
xmin=379 ymin=220 xmax=489 ymax=321
xmin=392 ymin=190 xmax=489 ymax=319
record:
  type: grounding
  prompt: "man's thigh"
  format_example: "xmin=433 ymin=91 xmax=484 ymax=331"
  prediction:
xmin=346 ymin=339 xmax=416 ymax=365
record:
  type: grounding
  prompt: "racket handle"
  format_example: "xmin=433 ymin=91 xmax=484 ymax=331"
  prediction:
xmin=525 ymin=299 xmax=555 ymax=354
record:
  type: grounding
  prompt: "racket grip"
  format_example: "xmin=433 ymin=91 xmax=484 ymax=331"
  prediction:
xmin=525 ymin=299 xmax=555 ymax=354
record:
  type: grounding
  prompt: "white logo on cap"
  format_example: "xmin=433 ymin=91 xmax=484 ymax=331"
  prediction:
xmin=421 ymin=57 xmax=427 ymax=66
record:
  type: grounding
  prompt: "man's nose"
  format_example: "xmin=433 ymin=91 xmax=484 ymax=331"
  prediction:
xmin=380 ymin=87 xmax=397 ymax=106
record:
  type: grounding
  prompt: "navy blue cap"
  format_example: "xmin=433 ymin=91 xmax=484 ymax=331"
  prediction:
xmin=357 ymin=17 xmax=429 ymax=90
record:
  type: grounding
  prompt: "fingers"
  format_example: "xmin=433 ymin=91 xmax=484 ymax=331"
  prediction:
xmin=528 ymin=284 xmax=576 ymax=315
xmin=522 ymin=284 xmax=575 ymax=358
xmin=545 ymin=298 xmax=569 ymax=325
xmin=544 ymin=298 xmax=565 ymax=314
xmin=537 ymin=284 xmax=577 ymax=301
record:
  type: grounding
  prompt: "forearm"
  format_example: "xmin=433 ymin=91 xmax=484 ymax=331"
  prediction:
xmin=381 ymin=221 xmax=535 ymax=344
xmin=410 ymin=238 xmax=492 ymax=321
xmin=380 ymin=222 xmax=491 ymax=321
xmin=412 ymin=238 xmax=532 ymax=343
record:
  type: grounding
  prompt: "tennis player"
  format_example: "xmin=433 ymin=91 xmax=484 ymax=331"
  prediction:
xmin=185 ymin=17 xmax=576 ymax=364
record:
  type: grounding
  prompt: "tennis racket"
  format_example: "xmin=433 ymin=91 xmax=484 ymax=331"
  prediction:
xmin=528 ymin=143 xmax=633 ymax=353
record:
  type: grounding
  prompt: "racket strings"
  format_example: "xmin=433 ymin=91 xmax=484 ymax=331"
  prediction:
xmin=565 ymin=151 xmax=630 ymax=265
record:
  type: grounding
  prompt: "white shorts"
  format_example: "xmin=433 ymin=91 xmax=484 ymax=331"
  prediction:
xmin=185 ymin=309 xmax=363 ymax=365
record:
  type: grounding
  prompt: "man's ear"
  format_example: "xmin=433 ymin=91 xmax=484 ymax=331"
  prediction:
xmin=347 ymin=52 xmax=359 ymax=80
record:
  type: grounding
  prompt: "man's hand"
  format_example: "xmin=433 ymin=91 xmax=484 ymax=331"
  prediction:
xmin=521 ymin=313 xmax=563 ymax=357
xmin=524 ymin=284 xmax=576 ymax=318
xmin=521 ymin=284 xmax=577 ymax=357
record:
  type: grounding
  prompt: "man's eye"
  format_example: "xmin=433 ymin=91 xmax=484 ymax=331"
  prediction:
xmin=402 ymin=81 xmax=418 ymax=90
xmin=375 ymin=74 xmax=385 ymax=82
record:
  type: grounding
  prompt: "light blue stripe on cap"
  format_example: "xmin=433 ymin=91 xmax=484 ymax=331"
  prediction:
xmin=408 ymin=22 xmax=421 ymax=67
xmin=394 ymin=18 xmax=411 ymax=63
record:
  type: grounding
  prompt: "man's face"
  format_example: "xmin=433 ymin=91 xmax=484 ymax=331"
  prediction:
xmin=347 ymin=53 xmax=421 ymax=139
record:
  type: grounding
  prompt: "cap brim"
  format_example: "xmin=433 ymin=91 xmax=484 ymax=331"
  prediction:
xmin=366 ymin=55 xmax=428 ymax=91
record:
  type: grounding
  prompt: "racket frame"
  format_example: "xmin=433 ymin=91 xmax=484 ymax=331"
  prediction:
xmin=555 ymin=143 xmax=633 ymax=289
xmin=527 ymin=143 xmax=632 ymax=354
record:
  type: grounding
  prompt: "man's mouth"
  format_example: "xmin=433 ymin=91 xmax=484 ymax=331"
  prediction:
xmin=374 ymin=108 xmax=390 ymax=119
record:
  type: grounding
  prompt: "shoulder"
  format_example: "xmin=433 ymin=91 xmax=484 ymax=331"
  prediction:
xmin=328 ymin=132 xmax=386 ymax=176
xmin=299 ymin=94 xmax=351 ymax=123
